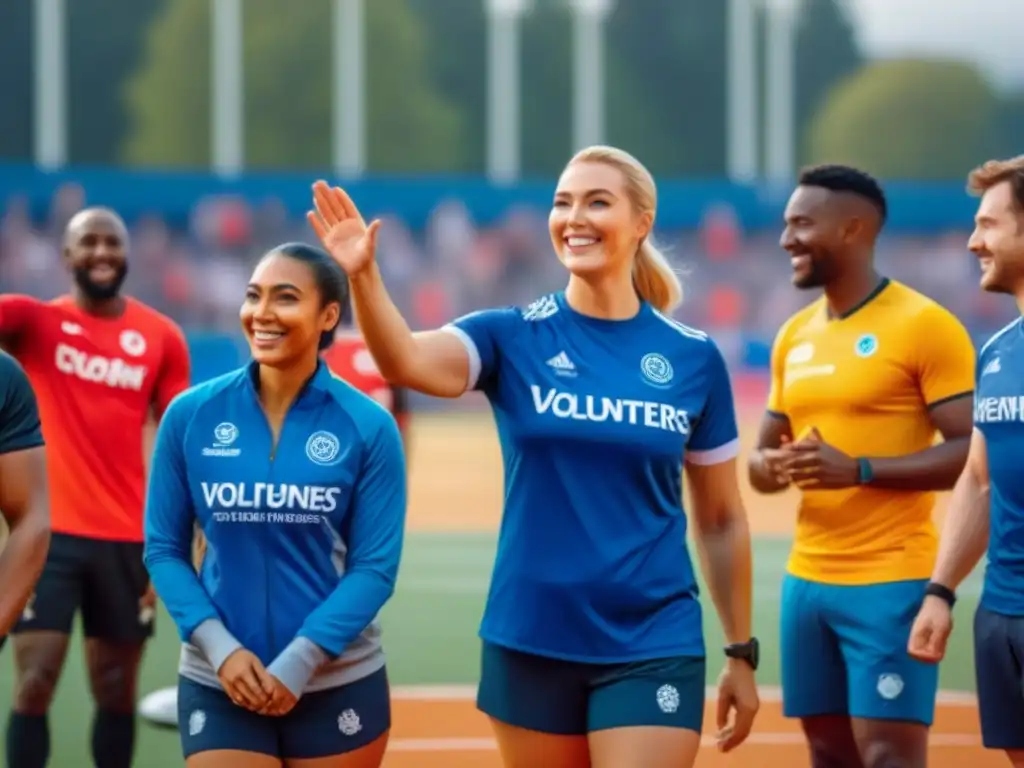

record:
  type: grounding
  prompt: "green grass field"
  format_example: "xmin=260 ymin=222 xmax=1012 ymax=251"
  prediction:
xmin=0 ymin=532 xmax=984 ymax=767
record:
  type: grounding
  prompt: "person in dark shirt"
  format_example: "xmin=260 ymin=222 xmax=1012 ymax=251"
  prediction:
xmin=0 ymin=350 xmax=50 ymax=647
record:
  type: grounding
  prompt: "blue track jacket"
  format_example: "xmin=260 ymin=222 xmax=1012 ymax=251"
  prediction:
xmin=144 ymin=360 xmax=406 ymax=696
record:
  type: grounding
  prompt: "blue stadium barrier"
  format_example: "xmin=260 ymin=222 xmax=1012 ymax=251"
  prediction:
xmin=1 ymin=164 xmax=979 ymax=235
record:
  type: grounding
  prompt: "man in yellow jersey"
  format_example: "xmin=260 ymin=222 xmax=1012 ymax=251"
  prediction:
xmin=749 ymin=165 xmax=976 ymax=768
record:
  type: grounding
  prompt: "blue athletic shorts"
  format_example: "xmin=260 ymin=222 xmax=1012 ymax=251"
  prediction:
xmin=780 ymin=574 xmax=937 ymax=725
xmin=177 ymin=667 xmax=390 ymax=759
xmin=476 ymin=641 xmax=705 ymax=736
xmin=974 ymin=604 xmax=1024 ymax=749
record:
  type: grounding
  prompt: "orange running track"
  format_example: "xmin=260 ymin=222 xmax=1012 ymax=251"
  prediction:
xmin=382 ymin=687 xmax=1005 ymax=768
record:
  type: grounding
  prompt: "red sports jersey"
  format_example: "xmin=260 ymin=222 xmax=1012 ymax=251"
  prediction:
xmin=322 ymin=332 xmax=408 ymax=436
xmin=0 ymin=295 xmax=191 ymax=542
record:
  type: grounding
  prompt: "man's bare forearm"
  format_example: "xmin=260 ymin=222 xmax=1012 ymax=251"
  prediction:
xmin=866 ymin=438 xmax=970 ymax=492
xmin=931 ymin=469 xmax=989 ymax=590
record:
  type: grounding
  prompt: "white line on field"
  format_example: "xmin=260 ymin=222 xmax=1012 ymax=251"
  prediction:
xmin=390 ymin=684 xmax=979 ymax=706
xmin=385 ymin=732 xmax=980 ymax=752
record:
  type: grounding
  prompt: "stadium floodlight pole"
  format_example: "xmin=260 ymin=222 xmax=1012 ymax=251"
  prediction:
xmin=726 ymin=0 xmax=758 ymax=183
xmin=568 ymin=0 xmax=614 ymax=152
xmin=764 ymin=0 xmax=798 ymax=184
xmin=486 ymin=0 xmax=531 ymax=185
xmin=332 ymin=0 xmax=365 ymax=178
xmin=33 ymin=0 xmax=67 ymax=170
xmin=211 ymin=0 xmax=244 ymax=178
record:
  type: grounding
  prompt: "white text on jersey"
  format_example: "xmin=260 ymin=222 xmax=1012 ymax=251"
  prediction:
xmin=55 ymin=343 xmax=147 ymax=391
xmin=976 ymin=396 xmax=1024 ymax=424
xmin=201 ymin=481 xmax=341 ymax=514
xmin=530 ymin=385 xmax=691 ymax=434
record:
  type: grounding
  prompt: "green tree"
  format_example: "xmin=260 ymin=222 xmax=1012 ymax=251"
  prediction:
xmin=68 ymin=0 xmax=167 ymax=164
xmin=606 ymin=0 xmax=728 ymax=176
xmin=806 ymin=59 xmax=999 ymax=180
xmin=0 ymin=0 xmax=33 ymax=161
xmin=794 ymin=0 xmax=861 ymax=164
xmin=995 ymin=90 xmax=1024 ymax=160
xmin=122 ymin=0 xmax=464 ymax=172
xmin=519 ymin=0 xmax=573 ymax=177
xmin=406 ymin=0 xmax=487 ymax=173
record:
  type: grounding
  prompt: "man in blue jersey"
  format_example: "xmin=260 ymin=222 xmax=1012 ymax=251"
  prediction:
xmin=309 ymin=148 xmax=758 ymax=767
xmin=144 ymin=243 xmax=405 ymax=766
xmin=908 ymin=155 xmax=1024 ymax=765
xmin=0 ymin=350 xmax=50 ymax=648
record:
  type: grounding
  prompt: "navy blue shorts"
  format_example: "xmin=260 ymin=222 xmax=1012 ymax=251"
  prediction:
xmin=476 ymin=641 xmax=705 ymax=736
xmin=177 ymin=667 xmax=390 ymax=759
xmin=974 ymin=604 xmax=1024 ymax=749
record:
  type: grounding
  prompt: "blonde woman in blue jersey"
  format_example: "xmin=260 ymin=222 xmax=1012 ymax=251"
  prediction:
xmin=308 ymin=146 xmax=759 ymax=768
xmin=144 ymin=243 xmax=405 ymax=767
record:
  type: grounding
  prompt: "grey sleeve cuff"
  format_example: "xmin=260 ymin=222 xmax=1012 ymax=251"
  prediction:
xmin=266 ymin=637 xmax=330 ymax=697
xmin=190 ymin=619 xmax=243 ymax=674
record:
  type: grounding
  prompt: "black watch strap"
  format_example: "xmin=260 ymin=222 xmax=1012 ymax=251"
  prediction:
xmin=925 ymin=581 xmax=956 ymax=608
xmin=724 ymin=637 xmax=760 ymax=670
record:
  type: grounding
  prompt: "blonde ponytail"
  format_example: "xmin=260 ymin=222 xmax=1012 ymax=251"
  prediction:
xmin=568 ymin=145 xmax=682 ymax=313
xmin=633 ymin=239 xmax=682 ymax=313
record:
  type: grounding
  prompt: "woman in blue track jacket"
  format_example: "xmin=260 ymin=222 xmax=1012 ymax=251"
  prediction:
xmin=143 ymin=243 xmax=406 ymax=767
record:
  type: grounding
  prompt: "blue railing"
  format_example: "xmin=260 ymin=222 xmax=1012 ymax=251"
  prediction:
xmin=0 ymin=163 xmax=979 ymax=234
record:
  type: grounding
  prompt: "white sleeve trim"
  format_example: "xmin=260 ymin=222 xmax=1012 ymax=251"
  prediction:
xmin=440 ymin=325 xmax=482 ymax=391
xmin=685 ymin=437 xmax=741 ymax=466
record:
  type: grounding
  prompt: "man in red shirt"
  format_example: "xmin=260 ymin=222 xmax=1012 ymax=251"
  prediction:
xmin=1 ymin=207 xmax=191 ymax=768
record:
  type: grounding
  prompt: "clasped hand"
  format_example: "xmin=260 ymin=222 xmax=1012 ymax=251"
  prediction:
xmin=762 ymin=427 xmax=860 ymax=489
xmin=218 ymin=649 xmax=299 ymax=716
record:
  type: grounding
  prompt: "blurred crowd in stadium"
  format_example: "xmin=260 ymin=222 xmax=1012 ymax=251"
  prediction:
xmin=1 ymin=182 xmax=1014 ymax=366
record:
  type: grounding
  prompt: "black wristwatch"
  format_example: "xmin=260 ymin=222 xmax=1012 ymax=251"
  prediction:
xmin=724 ymin=637 xmax=759 ymax=670
xmin=925 ymin=581 xmax=957 ymax=609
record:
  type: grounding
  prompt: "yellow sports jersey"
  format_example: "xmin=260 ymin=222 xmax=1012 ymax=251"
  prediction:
xmin=767 ymin=279 xmax=975 ymax=585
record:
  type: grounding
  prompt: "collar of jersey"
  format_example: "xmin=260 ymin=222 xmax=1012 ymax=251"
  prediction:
xmin=243 ymin=358 xmax=335 ymax=406
xmin=555 ymin=290 xmax=652 ymax=328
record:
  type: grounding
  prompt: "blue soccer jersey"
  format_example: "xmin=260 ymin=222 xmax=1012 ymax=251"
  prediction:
xmin=975 ymin=316 xmax=1024 ymax=616
xmin=443 ymin=292 xmax=740 ymax=662
xmin=144 ymin=360 xmax=406 ymax=696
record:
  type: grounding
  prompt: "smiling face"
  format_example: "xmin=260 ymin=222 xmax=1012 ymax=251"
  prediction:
xmin=548 ymin=160 xmax=652 ymax=280
xmin=240 ymin=252 xmax=340 ymax=369
xmin=968 ymin=180 xmax=1024 ymax=295
xmin=63 ymin=209 xmax=129 ymax=301
xmin=779 ymin=185 xmax=853 ymax=289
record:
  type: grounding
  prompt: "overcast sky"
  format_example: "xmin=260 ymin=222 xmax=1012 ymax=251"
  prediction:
xmin=849 ymin=0 xmax=1024 ymax=89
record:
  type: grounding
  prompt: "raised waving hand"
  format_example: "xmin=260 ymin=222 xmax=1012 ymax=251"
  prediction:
xmin=307 ymin=180 xmax=381 ymax=276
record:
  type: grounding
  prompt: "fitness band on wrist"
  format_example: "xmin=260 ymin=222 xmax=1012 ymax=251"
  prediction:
xmin=925 ymin=582 xmax=957 ymax=608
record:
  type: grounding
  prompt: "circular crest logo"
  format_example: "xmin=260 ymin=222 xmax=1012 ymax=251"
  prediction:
xmin=656 ymin=684 xmax=680 ymax=714
xmin=338 ymin=708 xmax=363 ymax=736
xmin=876 ymin=673 xmax=903 ymax=701
xmin=640 ymin=353 xmax=674 ymax=386
xmin=854 ymin=333 xmax=878 ymax=358
xmin=119 ymin=329 xmax=147 ymax=357
xmin=306 ymin=430 xmax=342 ymax=466
xmin=213 ymin=422 xmax=238 ymax=446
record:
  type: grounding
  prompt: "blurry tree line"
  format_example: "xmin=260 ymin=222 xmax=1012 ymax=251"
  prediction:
xmin=0 ymin=0 xmax=1020 ymax=180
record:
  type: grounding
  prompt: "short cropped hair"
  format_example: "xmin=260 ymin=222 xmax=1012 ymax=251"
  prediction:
xmin=967 ymin=156 xmax=1024 ymax=212
xmin=797 ymin=164 xmax=888 ymax=225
